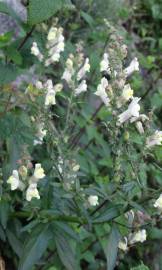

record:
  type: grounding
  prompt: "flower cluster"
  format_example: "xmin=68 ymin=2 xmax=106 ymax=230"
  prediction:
xmin=118 ymin=229 xmax=147 ymax=251
xmin=31 ymin=25 xmax=65 ymax=67
xmin=7 ymin=163 xmax=45 ymax=201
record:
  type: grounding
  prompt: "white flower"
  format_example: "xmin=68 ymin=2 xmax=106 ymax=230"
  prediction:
xmin=72 ymin=164 xmax=80 ymax=172
xmin=129 ymin=229 xmax=147 ymax=244
xmin=130 ymin=114 xmax=149 ymax=123
xmin=118 ymin=97 xmax=141 ymax=125
xmin=35 ymin=80 xmax=43 ymax=89
xmin=58 ymin=156 xmax=64 ymax=174
xmin=100 ymin=53 xmax=111 ymax=73
xmin=77 ymin=58 xmax=90 ymax=81
xmin=62 ymin=56 xmax=74 ymax=84
xmin=34 ymin=123 xmax=47 ymax=145
xmin=121 ymin=84 xmax=134 ymax=101
xmin=95 ymin=77 xmax=110 ymax=106
xmin=47 ymin=27 xmax=57 ymax=41
xmin=154 ymin=194 xmax=162 ymax=211
xmin=53 ymin=83 xmax=63 ymax=93
xmin=31 ymin=42 xmax=43 ymax=62
xmin=146 ymin=130 xmax=162 ymax=147
xmin=26 ymin=183 xmax=40 ymax=201
xmin=74 ymin=80 xmax=87 ymax=96
xmin=136 ymin=121 xmax=144 ymax=134
xmin=44 ymin=79 xmax=56 ymax=106
xmin=88 ymin=195 xmax=99 ymax=206
xmin=45 ymin=26 xmax=64 ymax=66
xmin=118 ymin=237 xmax=128 ymax=251
xmin=7 ymin=170 xmax=20 ymax=190
xmin=124 ymin=57 xmax=139 ymax=77
xmin=33 ymin=163 xmax=45 ymax=180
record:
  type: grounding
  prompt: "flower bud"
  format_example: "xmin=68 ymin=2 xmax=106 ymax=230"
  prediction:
xmin=124 ymin=131 xmax=130 ymax=141
xmin=19 ymin=166 xmax=28 ymax=178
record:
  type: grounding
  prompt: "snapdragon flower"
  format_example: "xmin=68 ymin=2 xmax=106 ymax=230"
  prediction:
xmin=146 ymin=130 xmax=162 ymax=147
xmin=118 ymin=237 xmax=128 ymax=251
xmin=33 ymin=163 xmax=45 ymax=180
xmin=44 ymin=79 xmax=56 ymax=106
xmin=34 ymin=123 xmax=47 ymax=145
xmin=100 ymin=53 xmax=111 ymax=74
xmin=45 ymin=26 xmax=65 ymax=66
xmin=7 ymin=170 xmax=20 ymax=190
xmin=77 ymin=58 xmax=90 ymax=81
xmin=31 ymin=42 xmax=43 ymax=62
xmin=118 ymin=97 xmax=141 ymax=125
xmin=129 ymin=229 xmax=147 ymax=244
xmin=74 ymin=80 xmax=87 ymax=96
xmin=88 ymin=195 xmax=99 ymax=206
xmin=35 ymin=80 xmax=43 ymax=89
xmin=121 ymin=84 xmax=134 ymax=101
xmin=124 ymin=57 xmax=139 ymax=77
xmin=62 ymin=56 xmax=74 ymax=84
xmin=26 ymin=183 xmax=40 ymax=201
xmin=53 ymin=83 xmax=63 ymax=93
xmin=95 ymin=77 xmax=110 ymax=106
xmin=135 ymin=121 xmax=144 ymax=134
xmin=154 ymin=194 xmax=162 ymax=211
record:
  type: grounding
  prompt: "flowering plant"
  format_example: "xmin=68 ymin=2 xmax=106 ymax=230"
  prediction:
xmin=0 ymin=1 xmax=162 ymax=270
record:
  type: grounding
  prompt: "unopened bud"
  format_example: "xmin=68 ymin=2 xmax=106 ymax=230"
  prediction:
xmin=124 ymin=131 xmax=129 ymax=141
xmin=19 ymin=165 xmax=27 ymax=178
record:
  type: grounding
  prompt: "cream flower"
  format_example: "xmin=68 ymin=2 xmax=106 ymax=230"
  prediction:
xmin=124 ymin=57 xmax=139 ymax=77
xmin=88 ymin=195 xmax=99 ymax=206
xmin=35 ymin=80 xmax=43 ymax=89
xmin=129 ymin=229 xmax=147 ymax=244
xmin=45 ymin=26 xmax=64 ymax=66
xmin=47 ymin=27 xmax=57 ymax=41
xmin=136 ymin=121 xmax=144 ymax=134
xmin=100 ymin=53 xmax=111 ymax=73
xmin=121 ymin=84 xmax=134 ymax=101
xmin=118 ymin=97 xmax=141 ymax=125
xmin=118 ymin=237 xmax=128 ymax=251
xmin=31 ymin=42 xmax=43 ymax=62
xmin=44 ymin=79 xmax=56 ymax=106
xmin=33 ymin=163 xmax=45 ymax=180
xmin=95 ymin=77 xmax=109 ymax=106
xmin=62 ymin=56 xmax=74 ymax=84
xmin=26 ymin=183 xmax=40 ymax=201
xmin=7 ymin=170 xmax=20 ymax=190
xmin=77 ymin=58 xmax=90 ymax=81
xmin=54 ymin=83 xmax=63 ymax=93
xmin=34 ymin=123 xmax=47 ymax=145
xmin=154 ymin=194 xmax=162 ymax=211
xmin=74 ymin=80 xmax=87 ymax=96
xmin=146 ymin=130 xmax=162 ymax=147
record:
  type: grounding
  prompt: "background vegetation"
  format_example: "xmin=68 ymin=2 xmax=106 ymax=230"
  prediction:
xmin=0 ymin=0 xmax=162 ymax=269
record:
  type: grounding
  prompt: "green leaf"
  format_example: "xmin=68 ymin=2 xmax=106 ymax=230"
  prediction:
xmin=131 ymin=262 xmax=150 ymax=270
xmin=28 ymin=0 xmax=64 ymax=25
xmin=0 ymin=224 xmax=6 ymax=241
xmin=80 ymin=11 xmax=95 ymax=28
xmin=5 ymin=47 xmax=23 ymax=65
xmin=18 ymin=224 xmax=52 ymax=270
xmin=7 ymin=229 xmax=23 ymax=257
xmin=0 ymin=63 xmax=21 ymax=85
xmin=54 ymin=222 xmax=79 ymax=241
xmin=54 ymin=229 xmax=79 ymax=270
xmin=106 ymin=226 xmax=120 ymax=270
xmin=92 ymin=205 xmax=120 ymax=223
xmin=0 ymin=200 xmax=10 ymax=229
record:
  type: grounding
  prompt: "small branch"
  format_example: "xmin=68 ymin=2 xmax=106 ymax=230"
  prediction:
xmin=18 ymin=26 xmax=35 ymax=51
xmin=69 ymin=103 xmax=103 ymax=149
